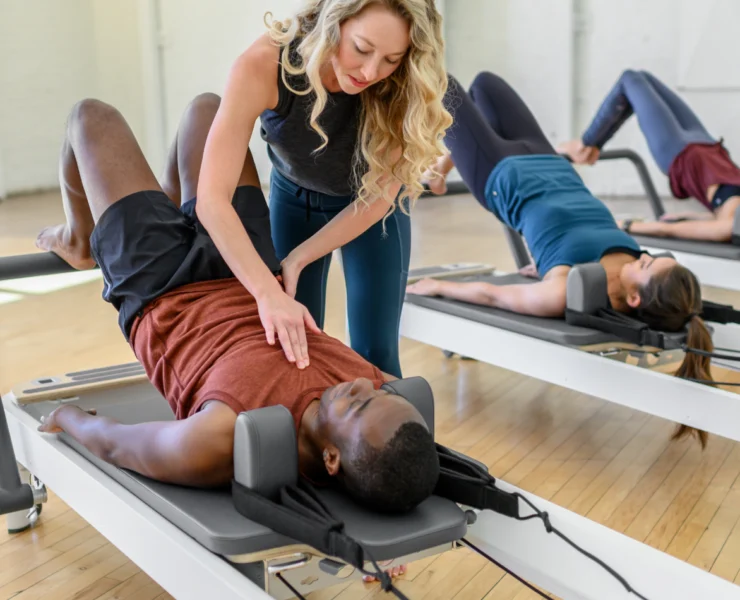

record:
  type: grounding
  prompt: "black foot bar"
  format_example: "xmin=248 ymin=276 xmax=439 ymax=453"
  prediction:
xmin=0 ymin=252 xmax=82 ymax=282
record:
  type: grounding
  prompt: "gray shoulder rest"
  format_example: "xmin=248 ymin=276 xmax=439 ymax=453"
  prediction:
xmin=565 ymin=252 xmax=675 ymax=315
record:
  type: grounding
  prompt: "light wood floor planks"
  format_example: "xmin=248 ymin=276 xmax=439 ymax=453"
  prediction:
xmin=1 ymin=188 xmax=740 ymax=599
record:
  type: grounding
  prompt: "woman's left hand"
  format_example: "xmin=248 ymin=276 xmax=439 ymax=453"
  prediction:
xmin=280 ymin=252 xmax=307 ymax=298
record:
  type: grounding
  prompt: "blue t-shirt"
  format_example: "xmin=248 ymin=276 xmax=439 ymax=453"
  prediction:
xmin=484 ymin=155 xmax=641 ymax=275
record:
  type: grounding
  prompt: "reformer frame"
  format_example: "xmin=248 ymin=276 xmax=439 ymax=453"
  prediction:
xmin=3 ymin=366 xmax=740 ymax=599
xmin=1 ymin=254 xmax=739 ymax=598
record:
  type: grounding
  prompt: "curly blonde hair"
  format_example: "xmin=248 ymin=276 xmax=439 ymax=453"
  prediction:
xmin=264 ymin=0 xmax=452 ymax=215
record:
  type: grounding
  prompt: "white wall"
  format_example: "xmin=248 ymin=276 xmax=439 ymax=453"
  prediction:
xmin=444 ymin=0 xmax=574 ymax=144
xmin=0 ymin=0 xmax=97 ymax=196
xmin=157 ymin=0 xmax=302 ymax=184
xmin=5 ymin=1 xmax=738 ymax=199
xmin=90 ymin=1 xmax=148 ymax=152
xmin=0 ymin=1 xmax=150 ymax=198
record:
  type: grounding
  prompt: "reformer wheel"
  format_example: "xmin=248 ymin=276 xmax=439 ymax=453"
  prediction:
xmin=29 ymin=473 xmax=46 ymax=518
xmin=6 ymin=473 xmax=47 ymax=534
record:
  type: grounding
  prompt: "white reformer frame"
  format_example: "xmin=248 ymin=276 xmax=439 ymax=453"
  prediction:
xmin=5 ymin=386 xmax=740 ymax=600
xmin=4 ymin=394 xmax=273 ymax=600
xmin=400 ymin=299 xmax=740 ymax=444
xmin=466 ymin=479 xmax=740 ymax=600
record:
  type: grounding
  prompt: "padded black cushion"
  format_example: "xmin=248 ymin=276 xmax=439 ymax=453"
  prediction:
xmin=405 ymin=273 xmax=617 ymax=346
xmin=62 ymin=438 xmax=468 ymax=559
xmin=24 ymin=380 xmax=466 ymax=559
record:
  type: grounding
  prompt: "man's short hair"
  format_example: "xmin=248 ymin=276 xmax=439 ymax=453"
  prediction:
xmin=342 ymin=421 xmax=439 ymax=513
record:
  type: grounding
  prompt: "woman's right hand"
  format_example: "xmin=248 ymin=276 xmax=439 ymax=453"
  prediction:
xmin=256 ymin=289 xmax=322 ymax=369
xmin=557 ymin=140 xmax=600 ymax=165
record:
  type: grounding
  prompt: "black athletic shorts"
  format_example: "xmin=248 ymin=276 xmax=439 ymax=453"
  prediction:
xmin=89 ymin=185 xmax=281 ymax=340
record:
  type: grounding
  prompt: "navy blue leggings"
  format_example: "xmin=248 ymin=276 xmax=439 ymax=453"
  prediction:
xmin=443 ymin=72 xmax=555 ymax=204
xmin=268 ymin=168 xmax=410 ymax=378
xmin=582 ymin=70 xmax=715 ymax=174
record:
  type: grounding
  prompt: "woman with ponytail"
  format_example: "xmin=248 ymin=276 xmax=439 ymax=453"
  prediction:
xmin=407 ymin=71 xmax=714 ymax=446
xmin=195 ymin=1 xmax=451 ymax=377
xmin=636 ymin=265 xmax=714 ymax=447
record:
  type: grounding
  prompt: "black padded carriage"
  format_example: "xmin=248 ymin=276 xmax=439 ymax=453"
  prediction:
xmin=15 ymin=367 xmax=467 ymax=560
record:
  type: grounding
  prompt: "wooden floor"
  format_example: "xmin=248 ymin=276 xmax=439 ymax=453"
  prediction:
xmin=2 ymin=188 xmax=740 ymax=599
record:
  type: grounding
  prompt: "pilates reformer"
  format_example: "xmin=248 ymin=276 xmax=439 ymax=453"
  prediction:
xmin=590 ymin=149 xmax=740 ymax=293
xmin=403 ymin=240 xmax=740 ymax=445
xmin=3 ymin=253 xmax=740 ymax=599
xmin=4 ymin=363 xmax=740 ymax=600
xmin=424 ymin=149 xmax=740 ymax=292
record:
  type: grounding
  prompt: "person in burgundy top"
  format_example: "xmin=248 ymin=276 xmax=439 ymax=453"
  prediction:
xmin=34 ymin=93 xmax=438 ymax=516
xmin=559 ymin=69 xmax=740 ymax=243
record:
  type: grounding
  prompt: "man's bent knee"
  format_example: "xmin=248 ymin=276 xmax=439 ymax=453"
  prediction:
xmin=186 ymin=93 xmax=221 ymax=117
xmin=67 ymin=98 xmax=124 ymax=141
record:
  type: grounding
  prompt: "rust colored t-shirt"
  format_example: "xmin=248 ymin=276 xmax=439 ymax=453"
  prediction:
xmin=128 ymin=278 xmax=385 ymax=429
xmin=668 ymin=141 xmax=740 ymax=209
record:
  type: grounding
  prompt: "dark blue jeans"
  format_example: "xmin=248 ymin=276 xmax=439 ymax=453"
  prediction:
xmin=268 ymin=168 xmax=410 ymax=377
xmin=582 ymin=70 xmax=715 ymax=174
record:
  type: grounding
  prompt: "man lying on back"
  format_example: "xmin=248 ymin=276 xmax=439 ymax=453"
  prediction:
xmin=36 ymin=93 xmax=438 ymax=514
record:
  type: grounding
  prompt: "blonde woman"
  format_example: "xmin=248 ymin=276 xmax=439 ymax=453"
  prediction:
xmin=195 ymin=0 xmax=451 ymax=377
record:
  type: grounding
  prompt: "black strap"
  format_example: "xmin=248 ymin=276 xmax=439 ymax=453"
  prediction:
xmin=434 ymin=446 xmax=650 ymax=599
xmin=232 ymin=479 xmax=409 ymax=598
xmin=232 ymin=479 xmax=365 ymax=568
xmin=701 ymin=300 xmax=740 ymax=325
xmin=564 ymin=308 xmax=678 ymax=349
xmin=434 ymin=446 xmax=520 ymax=518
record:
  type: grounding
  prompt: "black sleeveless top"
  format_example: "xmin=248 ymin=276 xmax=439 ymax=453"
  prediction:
xmin=259 ymin=42 xmax=363 ymax=197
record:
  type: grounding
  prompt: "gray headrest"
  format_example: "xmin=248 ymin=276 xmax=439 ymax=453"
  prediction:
xmin=381 ymin=376 xmax=435 ymax=437
xmin=732 ymin=208 xmax=740 ymax=246
xmin=652 ymin=251 xmax=675 ymax=259
xmin=566 ymin=263 xmax=608 ymax=314
xmin=232 ymin=377 xmax=436 ymax=498
xmin=233 ymin=405 xmax=297 ymax=501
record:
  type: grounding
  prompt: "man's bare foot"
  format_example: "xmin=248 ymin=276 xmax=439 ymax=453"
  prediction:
xmin=362 ymin=563 xmax=407 ymax=583
xmin=36 ymin=224 xmax=96 ymax=270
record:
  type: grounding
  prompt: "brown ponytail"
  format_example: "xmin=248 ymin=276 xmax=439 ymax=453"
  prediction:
xmin=671 ymin=315 xmax=713 ymax=448
xmin=637 ymin=265 xmax=711 ymax=448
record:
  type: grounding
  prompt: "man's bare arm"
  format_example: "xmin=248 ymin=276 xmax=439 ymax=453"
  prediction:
xmin=40 ymin=403 xmax=237 ymax=487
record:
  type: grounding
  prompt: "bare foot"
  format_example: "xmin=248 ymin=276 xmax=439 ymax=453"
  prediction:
xmin=362 ymin=563 xmax=407 ymax=583
xmin=36 ymin=224 xmax=96 ymax=270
